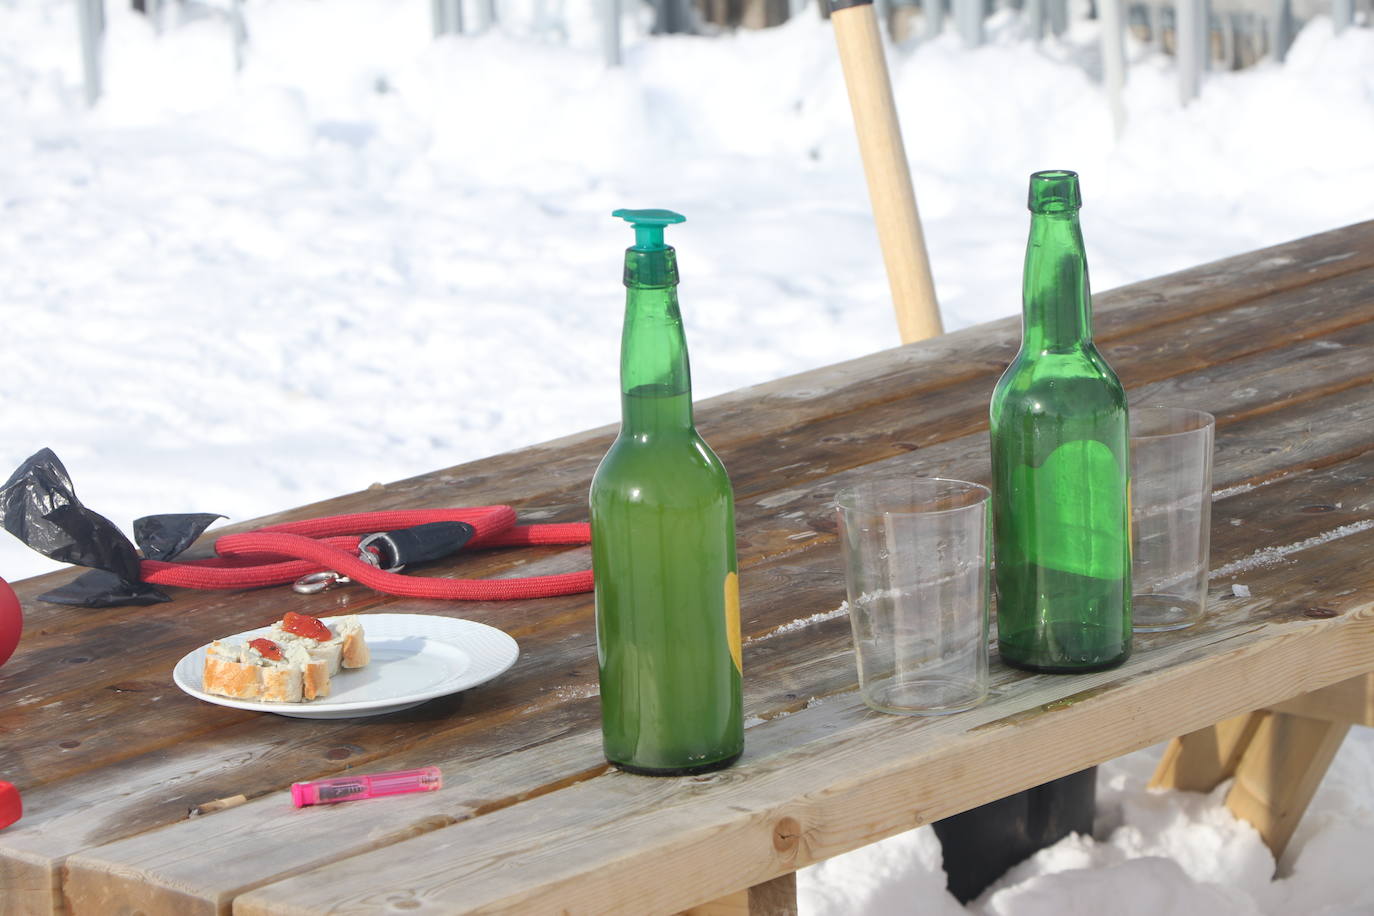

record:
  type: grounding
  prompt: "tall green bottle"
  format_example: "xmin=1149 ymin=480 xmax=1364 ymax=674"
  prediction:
xmin=589 ymin=208 xmax=744 ymax=775
xmin=989 ymin=171 xmax=1132 ymax=673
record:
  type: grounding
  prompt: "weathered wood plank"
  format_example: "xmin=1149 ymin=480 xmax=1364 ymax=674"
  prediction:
xmin=17 ymin=329 xmax=1374 ymax=802
xmin=47 ymin=435 xmax=1374 ymax=914
xmin=684 ymin=873 xmax=798 ymax=916
xmin=0 ymin=549 xmax=595 ymax=789
xmin=8 ymin=373 xmax=1374 ymax=867
xmin=10 ymin=376 xmax=1374 ymax=900
xmin=730 ymin=321 xmax=1374 ymax=559
xmin=57 ymin=731 xmax=609 ymax=916
xmin=12 ymin=220 xmax=1374 ymax=638
xmin=5 ymin=223 xmax=1373 ymax=913
xmin=229 ymin=523 xmax=1374 ymax=915
xmin=10 ymin=237 xmax=1374 ymax=708
xmin=1268 ymin=672 xmax=1374 ymax=726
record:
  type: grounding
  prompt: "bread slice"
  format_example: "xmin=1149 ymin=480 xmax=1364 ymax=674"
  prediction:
xmin=334 ymin=616 xmax=370 ymax=669
xmin=259 ymin=661 xmax=304 ymax=703
xmin=287 ymin=643 xmax=331 ymax=700
xmin=203 ymin=640 xmax=262 ymax=700
xmin=267 ymin=615 xmax=368 ymax=673
xmin=201 ymin=616 xmax=368 ymax=704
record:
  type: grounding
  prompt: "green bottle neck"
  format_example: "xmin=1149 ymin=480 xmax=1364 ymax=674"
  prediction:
xmin=619 ymin=248 xmax=693 ymax=433
xmin=1021 ymin=210 xmax=1094 ymax=353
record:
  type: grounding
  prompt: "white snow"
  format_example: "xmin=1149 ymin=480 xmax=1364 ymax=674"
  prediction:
xmin=1212 ymin=519 xmax=1374 ymax=577
xmin=800 ymin=736 xmax=1374 ymax=915
xmin=4 ymin=0 xmax=1374 ymax=911
xmin=745 ymin=602 xmax=850 ymax=645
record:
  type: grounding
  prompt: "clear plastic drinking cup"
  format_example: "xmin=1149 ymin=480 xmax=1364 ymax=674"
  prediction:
xmin=836 ymin=478 xmax=990 ymax=716
xmin=1130 ymin=407 xmax=1215 ymax=632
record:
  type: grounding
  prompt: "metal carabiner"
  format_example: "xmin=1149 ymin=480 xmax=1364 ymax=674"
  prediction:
xmin=292 ymin=571 xmax=349 ymax=595
xmin=292 ymin=543 xmax=388 ymax=595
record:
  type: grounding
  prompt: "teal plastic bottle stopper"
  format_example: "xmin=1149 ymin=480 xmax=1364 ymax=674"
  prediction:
xmin=612 ymin=208 xmax=686 ymax=251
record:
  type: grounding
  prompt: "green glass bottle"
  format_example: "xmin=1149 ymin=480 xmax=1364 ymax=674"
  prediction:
xmin=989 ymin=171 xmax=1132 ymax=673
xmin=589 ymin=208 xmax=744 ymax=775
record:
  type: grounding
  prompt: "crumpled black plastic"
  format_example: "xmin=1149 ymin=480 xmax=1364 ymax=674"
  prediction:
xmin=133 ymin=513 xmax=225 ymax=562
xmin=0 ymin=449 xmax=224 ymax=607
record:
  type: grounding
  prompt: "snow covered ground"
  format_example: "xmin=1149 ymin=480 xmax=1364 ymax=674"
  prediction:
xmin=3 ymin=0 xmax=1373 ymax=911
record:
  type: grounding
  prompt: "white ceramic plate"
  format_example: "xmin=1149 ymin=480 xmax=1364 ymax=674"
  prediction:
xmin=172 ymin=613 xmax=519 ymax=719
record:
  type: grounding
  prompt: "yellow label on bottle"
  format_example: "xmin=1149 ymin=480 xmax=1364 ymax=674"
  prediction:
xmin=724 ymin=571 xmax=742 ymax=674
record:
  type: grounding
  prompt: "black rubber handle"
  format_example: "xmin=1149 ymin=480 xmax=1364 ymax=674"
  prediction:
xmin=366 ymin=522 xmax=475 ymax=568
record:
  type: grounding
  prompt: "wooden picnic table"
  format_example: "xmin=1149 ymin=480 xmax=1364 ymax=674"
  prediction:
xmin=4 ymin=221 xmax=1374 ymax=915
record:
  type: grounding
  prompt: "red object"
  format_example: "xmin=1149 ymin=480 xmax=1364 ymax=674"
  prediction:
xmin=248 ymin=638 xmax=284 ymax=660
xmin=0 ymin=577 xmax=21 ymax=669
xmin=138 ymin=507 xmax=593 ymax=601
xmin=281 ymin=613 xmax=331 ymax=641
xmin=0 ymin=782 xmax=20 ymax=830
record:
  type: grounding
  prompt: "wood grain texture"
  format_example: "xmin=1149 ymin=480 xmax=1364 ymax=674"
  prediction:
xmin=13 ymin=261 xmax=1374 ymax=806
xmin=9 ymin=219 xmax=1374 ymax=634
xmin=684 ymin=873 xmax=799 ymax=916
xmin=94 ymin=450 xmax=1374 ymax=915
xmin=1149 ymin=712 xmax=1265 ymax=793
xmin=829 ymin=2 xmax=941 ymax=343
xmin=232 ymin=532 xmax=1374 ymax=915
xmin=1225 ymin=712 xmax=1353 ymax=856
xmin=14 ymin=390 xmax=1374 ymax=912
xmin=4 ymin=223 xmax=1374 ymax=914
xmin=1268 ymin=673 xmax=1374 ymax=726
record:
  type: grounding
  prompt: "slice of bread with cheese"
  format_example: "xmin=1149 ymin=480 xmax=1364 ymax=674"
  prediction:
xmin=202 ymin=615 xmax=366 ymax=703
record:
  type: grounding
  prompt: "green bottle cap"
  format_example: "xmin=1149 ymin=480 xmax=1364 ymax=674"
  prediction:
xmin=613 ymin=208 xmax=686 ymax=250
xmin=1028 ymin=170 xmax=1082 ymax=215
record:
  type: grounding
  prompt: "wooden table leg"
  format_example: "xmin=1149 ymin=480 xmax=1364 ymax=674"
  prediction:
xmin=1149 ymin=673 xmax=1372 ymax=859
xmin=683 ymin=873 xmax=798 ymax=916
xmin=1267 ymin=672 xmax=1374 ymax=726
xmin=1225 ymin=711 xmax=1350 ymax=855
xmin=1150 ymin=711 xmax=1266 ymax=792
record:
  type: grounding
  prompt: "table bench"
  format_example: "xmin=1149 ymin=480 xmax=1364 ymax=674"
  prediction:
xmin=2 ymin=220 xmax=1373 ymax=914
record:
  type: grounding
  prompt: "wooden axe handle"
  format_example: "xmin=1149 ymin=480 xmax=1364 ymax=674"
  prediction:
xmin=830 ymin=0 xmax=943 ymax=343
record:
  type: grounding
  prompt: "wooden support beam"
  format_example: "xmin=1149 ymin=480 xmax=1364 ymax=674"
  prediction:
xmin=1149 ymin=711 xmax=1265 ymax=793
xmin=1152 ymin=703 xmax=1356 ymax=860
xmin=1225 ymin=712 xmax=1351 ymax=857
xmin=684 ymin=873 xmax=798 ymax=916
xmin=1268 ymin=673 xmax=1374 ymax=727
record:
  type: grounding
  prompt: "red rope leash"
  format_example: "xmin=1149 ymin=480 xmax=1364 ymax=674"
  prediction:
xmin=139 ymin=507 xmax=593 ymax=600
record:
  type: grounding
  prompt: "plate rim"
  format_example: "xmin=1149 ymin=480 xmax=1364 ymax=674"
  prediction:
xmin=172 ymin=613 xmax=519 ymax=716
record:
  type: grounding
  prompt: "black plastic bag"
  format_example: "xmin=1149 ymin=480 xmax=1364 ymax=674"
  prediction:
xmin=0 ymin=449 xmax=222 ymax=607
xmin=133 ymin=513 xmax=225 ymax=562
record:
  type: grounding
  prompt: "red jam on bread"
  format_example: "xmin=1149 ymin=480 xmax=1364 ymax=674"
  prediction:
xmin=282 ymin=612 xmax=331 ymax=641
xmin=248 ymin=638 xmax=283 ymax=661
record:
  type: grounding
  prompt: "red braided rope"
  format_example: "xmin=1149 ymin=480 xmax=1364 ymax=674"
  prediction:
xmin=139 ymin=507 xmax=593 ymax=600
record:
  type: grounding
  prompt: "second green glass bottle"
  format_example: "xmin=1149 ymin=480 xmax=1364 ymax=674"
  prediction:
xmin=989 ymin=171 xmax=1132 ymax=673
xmin=589 ymin=208 xmax=744 ymax=774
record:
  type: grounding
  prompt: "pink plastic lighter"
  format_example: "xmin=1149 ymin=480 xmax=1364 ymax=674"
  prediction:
xmin=290 ymin=766 xmax=442 ymax=808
